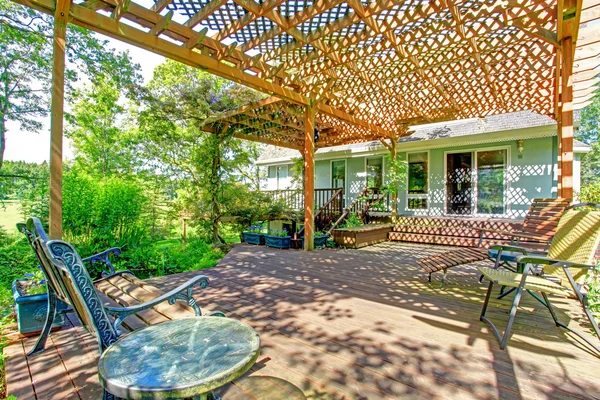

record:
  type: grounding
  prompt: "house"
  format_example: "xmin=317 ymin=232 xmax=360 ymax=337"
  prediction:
xmin=257 ymin=111 xmax=590 ymax=219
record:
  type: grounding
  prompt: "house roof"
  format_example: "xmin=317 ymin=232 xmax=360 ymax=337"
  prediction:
xmin=257 ymin=110 xmax=589 ymax=163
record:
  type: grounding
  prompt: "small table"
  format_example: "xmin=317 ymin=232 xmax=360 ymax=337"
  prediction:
xmin=98 ymin=317 xmax=260 ymax=400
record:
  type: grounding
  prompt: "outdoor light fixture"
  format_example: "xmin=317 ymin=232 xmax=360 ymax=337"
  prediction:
xmin=314 ymin=128 xmax=320 ymax=143
xmin=517 ymin=139 xmax=525 ymax=154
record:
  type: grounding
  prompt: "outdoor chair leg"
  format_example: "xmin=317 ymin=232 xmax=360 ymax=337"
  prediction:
xmin=541 ymin=292 xmax=600 ymax=354
xmin=499 ymin=286 xmax=524 ymax=350
xmin=440 ymin=269 xmax=448 ymax=289
xmin=28 ymin=287 xmax=58 ymax=356
xmin=480 ymin=279 xmax=524 ymax=350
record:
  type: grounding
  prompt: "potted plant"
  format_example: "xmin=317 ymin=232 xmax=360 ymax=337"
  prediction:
xmin=301 ymin=231 xmax=330 ymax=248
xmin=12 ymin=269 xmax=69 ymax=335
xmin=243 ymin=225 xmax=265 ymax=245
xmin=265 ymin=229 xmax=291 ymax=249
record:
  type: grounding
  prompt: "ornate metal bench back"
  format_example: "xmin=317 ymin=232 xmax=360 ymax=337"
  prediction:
xmin=25 ymin=218 xmax=120 ymax=352
xmin=20 ymin=219 xmax=71 ymax=305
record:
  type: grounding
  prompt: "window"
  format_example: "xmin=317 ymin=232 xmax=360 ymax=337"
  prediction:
xmin=331 ymin=160 xmax=346 ymax=207
xmin=268 ymin=165 xmax=288 ymax=190
xmin=445 ymin=148 xmax=507 ymax=215
xmin=331 ymin=160 xmax=345 ymax=190
xmin=407 ymin=152 xmax=428 ymax=209
xmin=366 ymin=157 xmax=383 ymax=188
xmin=476 ymin=150 xmax=506 ymax=215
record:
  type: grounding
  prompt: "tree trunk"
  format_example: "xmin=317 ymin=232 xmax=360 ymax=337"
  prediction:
xmin=210 ymin=134 xmax=222 ymax=245
xmin=0 ymin=113 xmax=6 ymax=170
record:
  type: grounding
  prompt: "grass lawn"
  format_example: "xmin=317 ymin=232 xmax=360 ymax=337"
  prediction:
xmin=0 ymin=201 xmax=21 ymax=234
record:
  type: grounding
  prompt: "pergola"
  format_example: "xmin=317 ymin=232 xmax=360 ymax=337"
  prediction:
xmin=12 ymin=0 xmax=600 ymax=249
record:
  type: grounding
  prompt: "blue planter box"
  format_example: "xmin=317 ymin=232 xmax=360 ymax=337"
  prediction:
xmin=265 ymin=235 xmax=291 ymax=249
xmin=243 ymin=232 xmax=265 ymax=245
xmin=12 ymin=279 xmax=69 ymax=335
xmin=301 ymin=235 xmax=330 ymax=248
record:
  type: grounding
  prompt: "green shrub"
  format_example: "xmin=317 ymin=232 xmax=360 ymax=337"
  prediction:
xmin=0 ymin=231 xmax=37 ymax=316
xmin=341 ymin=212 xmax=363 ymax=228
xmin=588 ymin=261 xmax=600 ymax=329
xmin=580 ymin=181 xmax=600 ymax=204
xmin=113 ymin=238 xmax=224 ymax=279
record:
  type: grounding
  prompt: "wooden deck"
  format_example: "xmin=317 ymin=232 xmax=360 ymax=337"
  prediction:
xmin=5 ymin=243 xmax=600 ymax=399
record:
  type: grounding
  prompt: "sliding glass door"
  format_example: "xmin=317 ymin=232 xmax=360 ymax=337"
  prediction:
xmin=446 ymin=149 xmax=507 ymax=215
xmin=446 ymin=152 xmax=473 ymax=215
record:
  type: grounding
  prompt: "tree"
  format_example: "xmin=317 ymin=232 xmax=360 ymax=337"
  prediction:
xmin=65 ymin=75 xmax=138 ymax=177
xmin=137 ymin=60 xmax=265 ymax=244
xmin=0 ymin=0 xmax=141 ymax=168
xmin=577 ymin=95 xmax=600 ymax=186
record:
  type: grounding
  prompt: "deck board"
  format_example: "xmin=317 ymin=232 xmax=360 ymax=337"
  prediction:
xmin=5 ymin=243 xmax=600 ymax=399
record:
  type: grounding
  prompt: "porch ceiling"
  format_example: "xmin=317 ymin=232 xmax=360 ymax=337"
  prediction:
xmin=14 ymin=0 xmax=600 ymax=149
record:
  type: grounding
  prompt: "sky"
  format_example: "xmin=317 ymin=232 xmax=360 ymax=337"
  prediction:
xmin=4 ymin=33 xmax=166 ymax=164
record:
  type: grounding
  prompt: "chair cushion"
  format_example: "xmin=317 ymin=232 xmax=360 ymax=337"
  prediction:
xmin=477 ymin=267 xmax=572 ymax=297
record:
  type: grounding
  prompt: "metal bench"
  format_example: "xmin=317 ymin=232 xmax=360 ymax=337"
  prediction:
xmin=18 ymin=218 xmax=220 ymax=360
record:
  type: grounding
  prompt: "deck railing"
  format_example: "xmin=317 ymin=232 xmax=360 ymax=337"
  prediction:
xmin=262 ymin=188 xmax=344 ymax=211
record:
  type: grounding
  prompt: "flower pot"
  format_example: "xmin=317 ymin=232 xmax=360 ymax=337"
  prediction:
xmin=301 ymin=235 xmax=330 ymax=248
xmin=264 ymin=235 xmax=291 ymax=249
xmin=12 ymin=279 xmax=69 ymax=335
xmin=314 ymin=235 xmax=329 ymax=247
xmin=243 ymin=232 xmax=265 ymax=245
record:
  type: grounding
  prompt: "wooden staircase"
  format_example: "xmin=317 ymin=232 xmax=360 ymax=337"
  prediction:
xmin=327 ymin=187 xmax=391 ymax=235
xmin=294 ymin=188 xmax=344 ymax=235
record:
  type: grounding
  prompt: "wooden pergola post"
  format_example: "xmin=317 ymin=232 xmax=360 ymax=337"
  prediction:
xmin=303 ymin=104 xmax=315 ymax=251
xmin=48 ymin=0 xmax=70 ymax=239
xmin=559 ymin=35 xmax=574 ymax=199
xmin=389 ymin=138 xmax=398 ymax=223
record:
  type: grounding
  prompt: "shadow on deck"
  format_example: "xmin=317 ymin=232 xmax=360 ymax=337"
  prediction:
xmin=5 ymin=243 xmax=600 ymax=399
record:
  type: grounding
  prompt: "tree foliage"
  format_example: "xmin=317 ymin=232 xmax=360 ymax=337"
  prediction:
xmin=65 ymin=75 xmax=139 ymax=177
xmin=0 ymin=0 xmax=141 ymax=168
xmin=577 ymin=95 xmax=600 ymax=186
xmin=137 ymin=60 xmax=266 ymax=243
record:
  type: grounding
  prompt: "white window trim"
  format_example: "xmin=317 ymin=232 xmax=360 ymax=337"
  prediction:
xmin=405 ymin=150 xmax=430 ymax=211
xmin=330 ymin=159 xmax=347 ymax=206
xmin=364 ymin=156 xmax=385 ymax=188
xmin=443 ymin=145 xmax=511 ymax=217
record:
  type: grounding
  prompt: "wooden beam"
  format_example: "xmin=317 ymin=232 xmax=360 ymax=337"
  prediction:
xmin=151 ymin=0 xmax=172 ymax=13
xmin=232 ymin=133 xmax=303 ymax=151
xmin=49 ymin=0 xmax=70 ymax=240
xmin=15 ymin=0 xmax=397 ymax=142
xmin=304 ymin=104 xmax=315 ymax=251
xmin=185 ymin=0 xmax=228 ymax=28
xmin=111 ymin=0 xmax=130 ymax=21
xmin=150 ymin=10 xmax=173 ymax=36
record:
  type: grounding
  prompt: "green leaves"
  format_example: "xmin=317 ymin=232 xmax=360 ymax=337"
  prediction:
xmin=0 ymin=0 xmax=141 ymax=167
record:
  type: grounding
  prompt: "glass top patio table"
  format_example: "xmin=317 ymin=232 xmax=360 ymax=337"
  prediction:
xmin=98 ymin=317 xmax=260 ymax=400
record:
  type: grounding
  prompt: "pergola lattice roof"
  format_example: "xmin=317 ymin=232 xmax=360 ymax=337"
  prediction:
xmin=16 ymin=0 xmax=600 ymax=149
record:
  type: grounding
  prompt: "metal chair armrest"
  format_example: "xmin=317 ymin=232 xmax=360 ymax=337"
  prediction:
xmin=82 ymin=247 xmax=122 ymax=276
xmin=515 ymin=255 xmax=595 ymax=270
xmin=105 ymin=275 xmax=210 ymax=331
xmin=489 ymin=244 xmax=545 ymax=254
xmin=93 ymin=270 xmax=135 ymax=284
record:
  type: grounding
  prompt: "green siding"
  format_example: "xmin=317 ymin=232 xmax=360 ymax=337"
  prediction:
xmin=308 ymin=137 xmax=557 ymax=219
